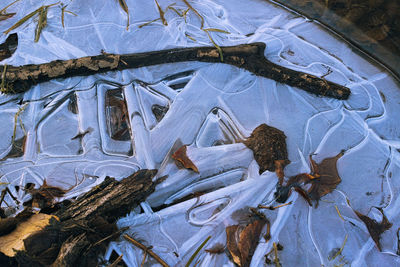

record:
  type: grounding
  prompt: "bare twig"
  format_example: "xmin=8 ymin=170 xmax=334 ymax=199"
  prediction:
xmin=124 ymin=234 xmax=170 ymax=267
xmin=273 ymin=242 xmax=281 ymax=267
xmin=107 ymin=254 xmax=123 ymax=267
xmin=258 ymin=201 xmax=293 ymax=210
xmin=140 ymin=251 xmax=147 ymax=267
xmin=0 ymin=43 xmax=350 ymax=99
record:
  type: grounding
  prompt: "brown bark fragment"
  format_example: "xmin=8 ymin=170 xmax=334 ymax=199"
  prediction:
xmin=0 ymin=169 xmax=158 ymax=267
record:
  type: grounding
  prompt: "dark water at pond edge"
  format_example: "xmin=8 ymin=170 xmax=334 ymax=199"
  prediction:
xmin=271 ymin=0 xmax=400 ymax=79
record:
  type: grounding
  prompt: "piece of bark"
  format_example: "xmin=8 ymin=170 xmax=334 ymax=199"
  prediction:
xmin=0 ymin=43 xmax=350 ymax=99
xmin=56 ymin=169 xmax=157 ymax=222
xmin=1 ymin=169 xmax=158 ymax=267
xmin=51 ymin=234 xmax=90 ymax=267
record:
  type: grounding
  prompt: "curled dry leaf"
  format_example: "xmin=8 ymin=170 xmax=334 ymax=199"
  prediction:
xmin=243 ymin=124 xmax=290 ymax=183
xmin=354 ymin=208 xmax=392 ymax=251
xmin=171 ymin=145 xmax=199 ymax=173
xmin=226 ymin=215 xmax=268 ymax=267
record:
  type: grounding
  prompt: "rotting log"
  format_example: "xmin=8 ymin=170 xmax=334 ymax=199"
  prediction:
xmin=0 ymin=169 xmax=159 ymax=267
xmin=0 ymin=42 xmax=350 ymax=99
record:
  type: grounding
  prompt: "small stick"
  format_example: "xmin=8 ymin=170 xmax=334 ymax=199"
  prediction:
xmin=107 ymin=254 xmax=123 ymax=267
xmin=264 ymin=219 xmax=271 ymax=242
xmin=0 ymin=187 xmax=19 ymax=206
xmin=258 ymin=201 xmax=293 ymax=210
xmin=140 ymin=251 xmax=147 ymax=267
xmin=0 ymin=43 xmax=351 ymax=99
xmin=124 ymin=234 xmax=170 ymax=267
xmin=89 ymin=227 xmax=129 ymax=250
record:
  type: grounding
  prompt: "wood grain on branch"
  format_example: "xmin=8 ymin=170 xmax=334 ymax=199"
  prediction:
xmin=0 ymin=169 xmax=159 ymax=267
xmin=0 ymin=43 xmax=350 ymax=99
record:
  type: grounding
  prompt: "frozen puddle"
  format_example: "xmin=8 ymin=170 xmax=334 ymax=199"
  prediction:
xmin=1 ymin=0 xmax=400 ymax=266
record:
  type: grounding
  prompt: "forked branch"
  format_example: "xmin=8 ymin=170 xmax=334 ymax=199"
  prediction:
xmin=0 ymin=42 xmax=350 ymax=99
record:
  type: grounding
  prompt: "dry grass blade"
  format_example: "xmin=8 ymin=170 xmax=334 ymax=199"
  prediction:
xmin=35 ymin=6 xmax=48 ymax=43
xmin=12 ymin=103 xmax=27 ymax=143
xmin=182 ymin=0 xmax=204 ymax=28
xmin=167 ymin=5 xmax=183 ymax=17
xmin=204 ymin=30 xmax=223 ymax=62
xmin=4 ymin=2 xmax=59 ymax=36
xmin=331 ymin=234 xmax=348 ymax=260
xmin=335 ymin=205 xmax=345 ymax=221
xmin=3 ymin=6 xmax=41 ymax=35
xmin=0 ymin=0 xmax=20 ymax=14
xmin=203 ymin=28 xmax=230 ymax=34
xmin=185 ymin=32 xmax=197 ymax=42
xmin=155 ymin=0 xmax=167 ymax=26
xmin=61 ymin=6 xmax=67 ymax=27
xmin=185 ymin=236 xmax=211 ymax=267
xmin=124 ymin=234 xmax=170 ymax=267
xmin=118 ymin=0 xmax=130 ymax=30
xmin=138 ymin=18 xmax=161 ymax=28
xmin=61 ymin=5 xmax=77 ymax=28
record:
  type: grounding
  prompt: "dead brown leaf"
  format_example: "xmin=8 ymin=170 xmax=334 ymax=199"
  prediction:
xmin=276 ymin=152 xmax=343 ymax=205
xmin=354 ymin=208 xmax=392 ymax=251
xmin=226 ymin=216 xmax=267 ymax=267
xmin=307 ymin=152 xmax=343 ymax=201
xmin=27 ymin=180 xmax=68 ymax=209
xmin=243 ymin=124 xmax=290 ymax=183
xmin=171 ymin=145 xmax=199 ymax=173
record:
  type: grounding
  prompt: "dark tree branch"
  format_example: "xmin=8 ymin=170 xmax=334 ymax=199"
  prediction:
xmin=1 ymin=43 xmax=350 ymax=99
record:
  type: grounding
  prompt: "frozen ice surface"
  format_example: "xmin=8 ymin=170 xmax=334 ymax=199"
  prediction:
xmin=0 ymin=0 xmax=400 ymax=266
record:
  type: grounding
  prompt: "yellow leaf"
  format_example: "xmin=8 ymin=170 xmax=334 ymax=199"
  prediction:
xmin=0 ymin=213 xmax=58 ymax=257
